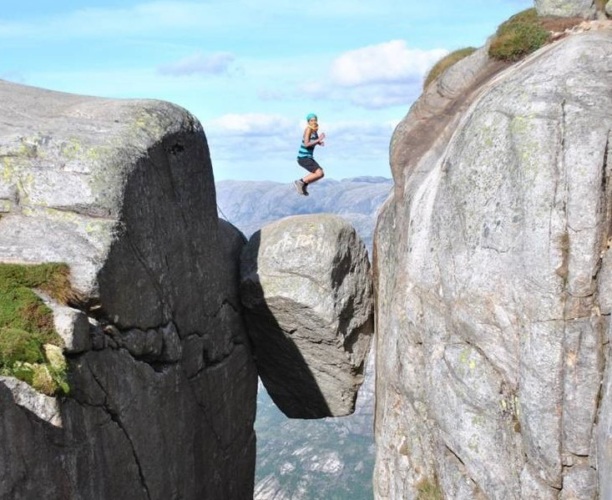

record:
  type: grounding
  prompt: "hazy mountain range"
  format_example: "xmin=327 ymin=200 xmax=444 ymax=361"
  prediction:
xmin=215 ymin=176 xmax=392 ymax=253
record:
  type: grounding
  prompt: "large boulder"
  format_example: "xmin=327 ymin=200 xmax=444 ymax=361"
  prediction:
xmin=0 ymin=80 xmax=257 ymax=499
xmin=535 ymin=0 xmax=597 ymax=18
xmin=374 ymin=30 xmax=612 ymax=499
xmin=240 ymin=214 xmax=373 ymax=418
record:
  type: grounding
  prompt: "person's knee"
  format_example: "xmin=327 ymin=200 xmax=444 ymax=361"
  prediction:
xmin=317 ymin=168 xmax=324 ymax=179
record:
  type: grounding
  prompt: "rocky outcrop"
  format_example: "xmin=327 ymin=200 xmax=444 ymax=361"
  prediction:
xmin=240 ymin=214 xmax=373 ymax=418
xmin=374 ymin=29 xmax=612 ymax=499
xmin=535 ymin=0 xmax=597 ymax=19
xmin=0 ymin=80 xmax=257 ymax=499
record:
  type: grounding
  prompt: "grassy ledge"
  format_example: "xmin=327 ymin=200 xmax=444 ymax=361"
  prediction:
xmin=489 ymin=8 xmax=557 ymax=61
xmin=423 ymin=47 xmax=478 ymax=90
xmin=0 ymin=263 xmax=76 ymax=396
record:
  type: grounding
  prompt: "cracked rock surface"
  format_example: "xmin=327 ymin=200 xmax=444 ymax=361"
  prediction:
xmin=240 ymin=214 xmax=374 ymax=419
xmin=0 ymin=80 xmax=257 ymax=499
xmin=374 ymin=31 xmax=612 ymax=499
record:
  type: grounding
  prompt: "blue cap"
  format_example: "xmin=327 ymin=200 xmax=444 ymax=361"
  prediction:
xmin=306 ymin=113 xmax=317 ymax=121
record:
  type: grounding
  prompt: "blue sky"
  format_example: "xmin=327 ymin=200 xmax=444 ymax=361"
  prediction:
xmin=1 ymin=0 xmax=531 ymax=182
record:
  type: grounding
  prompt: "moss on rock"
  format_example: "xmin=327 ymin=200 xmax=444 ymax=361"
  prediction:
xmin=0 ymin=263 xmax=75 ymax=395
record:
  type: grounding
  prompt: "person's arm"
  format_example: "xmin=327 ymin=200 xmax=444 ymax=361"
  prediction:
xmin=303 ymin=128 xmax=324 ymax=147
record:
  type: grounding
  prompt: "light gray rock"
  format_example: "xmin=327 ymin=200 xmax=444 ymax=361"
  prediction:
xmin=36 ymin=292 xmax=92 ymax=354
xmin=374 ymin=31 xmax=612 ymax=499
xmin=240 ymin=214 xmax=373 ymax=418
xmin=535 ymin=0 xmax=597 ymax=18
xmin=0 ymin=80 xmax=257 ymax=499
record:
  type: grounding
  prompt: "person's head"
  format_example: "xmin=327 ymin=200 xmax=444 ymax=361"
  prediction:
xmin=306 ymin=113 xmax=318 ymax=129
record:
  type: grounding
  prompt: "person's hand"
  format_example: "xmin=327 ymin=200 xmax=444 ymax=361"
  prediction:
xmin=319 ymin=132 xmax=326 ymax=143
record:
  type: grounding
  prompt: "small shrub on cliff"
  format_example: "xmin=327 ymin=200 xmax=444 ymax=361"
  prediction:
xmin=416 ymin=476 xmax=443 ymax=500
xmin=423 ymin=47 xmax=477 ymax=89
xmin=0 ymin=263 xmax=74 ymax=396
xmin=489 ymin=8 xmax=551 ymax=61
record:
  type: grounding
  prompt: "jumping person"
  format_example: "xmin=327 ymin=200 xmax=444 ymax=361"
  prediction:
xmin=294 ymin=113 xmax=325 ymax=196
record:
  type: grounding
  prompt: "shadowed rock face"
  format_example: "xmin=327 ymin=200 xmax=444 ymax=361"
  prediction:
xmin=374 ymin=31 xmax=612 ymax=499
xmin=0 ymin=80 xmax=257 ymax=499
xmin=240 ymin=214 xmax=374 ymax=419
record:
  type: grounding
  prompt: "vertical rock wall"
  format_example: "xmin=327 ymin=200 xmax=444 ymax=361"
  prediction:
xmin=374 ymin=31 xmax=612 ymax=499
xmin=0 ymin=80 xmax=257 ymax=499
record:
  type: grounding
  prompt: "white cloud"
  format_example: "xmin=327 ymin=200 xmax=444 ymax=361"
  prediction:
xmin=292 ymin=40 xmax=448 ymax=110
xmin=329 ymin=40 xmax=447 ymax=87
xmin=157 ymin=52 xmax=236 ymax=76
xmin=205 ymin=113 xmax=297 ymax=137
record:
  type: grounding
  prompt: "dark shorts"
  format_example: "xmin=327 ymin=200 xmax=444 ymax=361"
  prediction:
xmin=297 ymin=157 xmax=322 ymax=173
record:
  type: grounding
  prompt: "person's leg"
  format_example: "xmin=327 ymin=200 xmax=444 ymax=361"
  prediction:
xmin=302 ymin=168 xmax=324 ymax=184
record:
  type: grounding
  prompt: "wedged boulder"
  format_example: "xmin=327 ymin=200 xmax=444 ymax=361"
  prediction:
xmin=0 ymin=80 xmax=257 ymax=499
xmin=535 ymin=0 xmax=597 ymax=18
xmin=240 ymin=214 xmax=373 ymax=418
xmin=374 ymin=30 xmax=612 ymax=499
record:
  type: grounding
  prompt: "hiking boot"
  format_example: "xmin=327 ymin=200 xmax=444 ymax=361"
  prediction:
xmin=294 ymin=180 xmax=308 ymax=196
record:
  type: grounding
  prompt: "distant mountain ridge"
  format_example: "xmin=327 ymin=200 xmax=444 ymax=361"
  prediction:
xmin=215 ymin=176 xmax=392 ymax=252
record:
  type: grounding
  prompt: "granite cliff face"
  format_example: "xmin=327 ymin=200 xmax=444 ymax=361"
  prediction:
xmin=0 ymin=80 xmax=257 ymax=499
xmin=374 ymin=27 xmax=612 ymax=500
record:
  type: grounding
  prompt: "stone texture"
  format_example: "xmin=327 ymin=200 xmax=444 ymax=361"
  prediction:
xmin=46 ymin=299 xmax=92 ymax=354
xmin=535 ymin=0 xmax=597 ymax=18
xmin=240 ymin=214 xmax=373 ymax=418
xmin=374 ymin=31 xmax=612 ymax=499
xmin=0 ymin=80 xmax=257 ymax=499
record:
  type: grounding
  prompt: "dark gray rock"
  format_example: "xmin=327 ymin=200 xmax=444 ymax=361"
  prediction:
xmin=0 ymin=80 xmax=257 ymax=499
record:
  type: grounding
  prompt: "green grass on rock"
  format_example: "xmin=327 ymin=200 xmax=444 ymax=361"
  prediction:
xmin=489 ymin=8 xmax=551 ymax=61
xmin=0 ymin=263 xmax=75 ymax=396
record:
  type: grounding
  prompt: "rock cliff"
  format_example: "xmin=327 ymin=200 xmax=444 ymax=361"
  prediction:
xmin=0 ymin=79 xmax=374 ymax=499
xmin=374 ymin=27 xmax=612 ymax=500
xmin=0 ymin=80 xmax=257 ymax=499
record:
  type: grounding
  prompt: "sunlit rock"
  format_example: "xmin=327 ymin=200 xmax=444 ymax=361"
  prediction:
xmin=240 ymin=214 xmax=373 ymax=418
